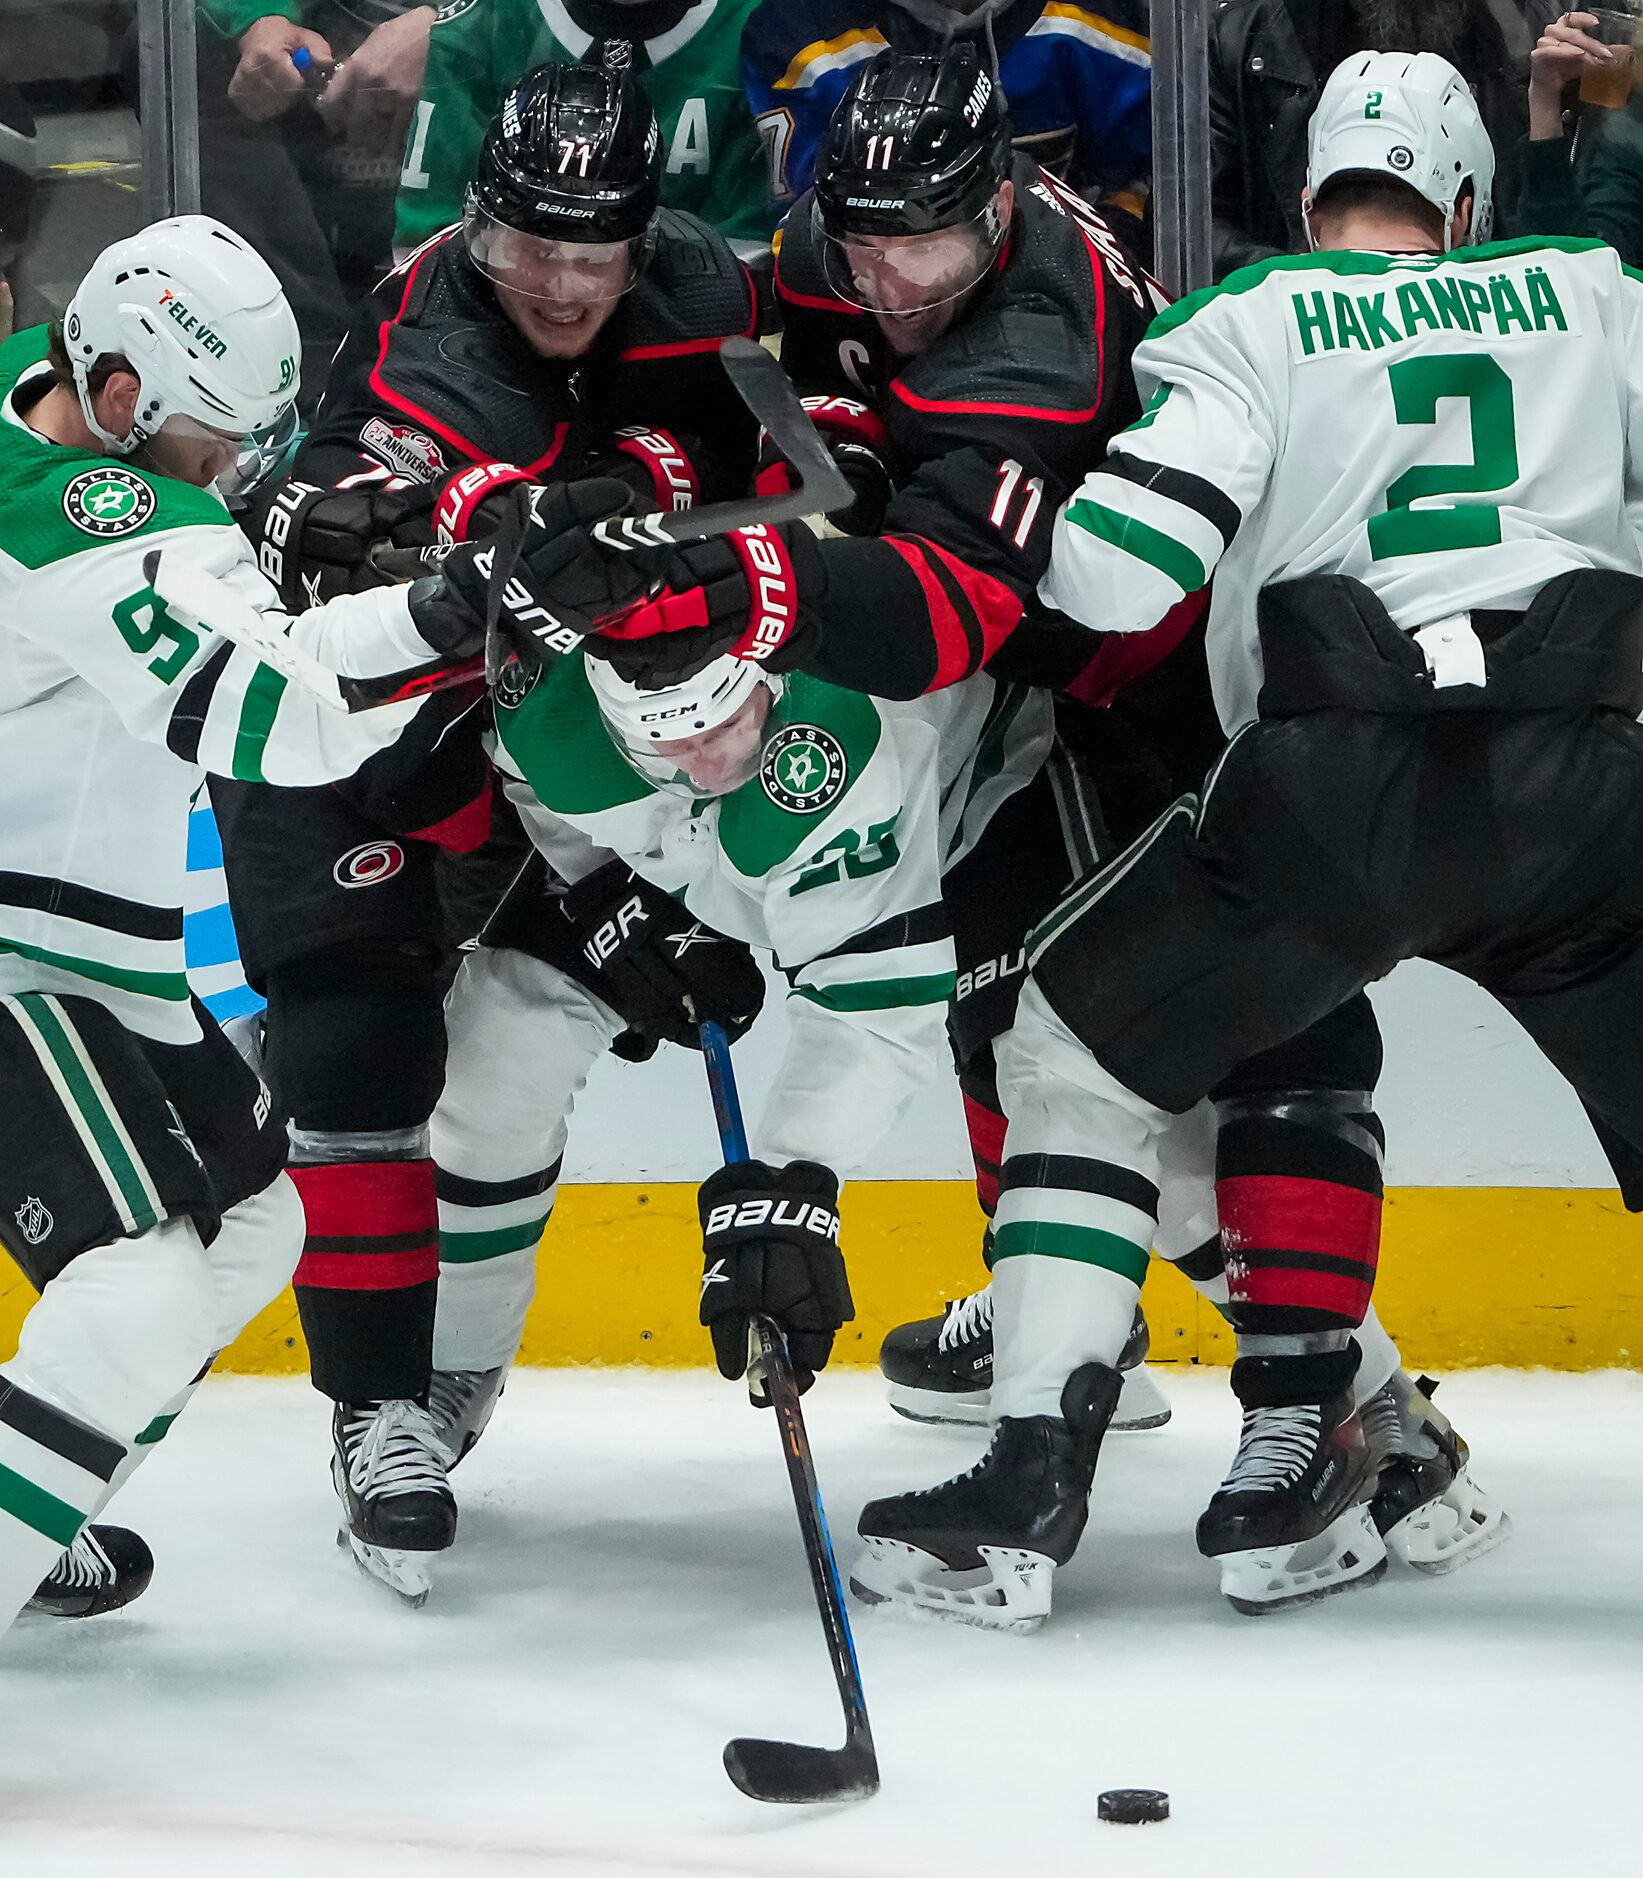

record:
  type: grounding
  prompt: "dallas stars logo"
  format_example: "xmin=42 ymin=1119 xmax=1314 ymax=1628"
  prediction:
xmin=760 ymin=725 xmax=848 ymax=814
xmin=62 ymin=467 xmax=156 ymax=538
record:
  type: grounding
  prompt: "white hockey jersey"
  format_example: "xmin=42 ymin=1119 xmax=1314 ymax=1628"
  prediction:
xmin=1040 ymin=236 xmax=1643 ymax=733
xmin=493 ymin=654 xmax=1051 ymax=1175
xmin=0 ymin=327 xmax=443 ymax=1044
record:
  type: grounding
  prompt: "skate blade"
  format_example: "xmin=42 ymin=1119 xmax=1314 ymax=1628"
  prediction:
xmin=1388 ymin=1470 xmax=1512 ymax=1576
xmin=884 ymin=1382 xmax=992 ymax=1427
xmin=1112 ymin=1363 xmax=1172 ymax=1432
xmin=335 ymin=1526 xmax=435 ymax=1609
xmin=848 ymin=1535 xmax=1053 ymax=1633
xmin=1214 ymin=1503 xmax=1388 ymax=1616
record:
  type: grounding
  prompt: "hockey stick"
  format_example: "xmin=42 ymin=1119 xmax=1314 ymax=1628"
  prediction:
xmin=698 ymin=1019 xmax=879 ymax=1807
xmin=142 ymin=551 xmax=488 ymax=715
xmin=369 ymin=336 xmax=853 ymax=580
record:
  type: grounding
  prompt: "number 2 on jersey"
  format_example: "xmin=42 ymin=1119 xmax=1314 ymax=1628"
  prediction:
xmin=1368 ymin=353 xmax=1519 ymax=560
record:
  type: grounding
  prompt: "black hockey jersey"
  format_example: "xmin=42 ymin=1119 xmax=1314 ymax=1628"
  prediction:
xmin=773 ymin=155 xmax=1165 ymax=697
xmin=297 ymin=210 xmax=759 ymax=504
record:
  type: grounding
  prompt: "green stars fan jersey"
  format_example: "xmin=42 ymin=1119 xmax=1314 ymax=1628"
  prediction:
xmin=394 ymin=0 xmax=774 ymax=260
xmin=0 ymin=327 xmax=437 ymax=1044
xmin=1041 ymin=236 xmax=1643 ymax=736
xmin=495 ymin=654 xmax=1049 ymax=1173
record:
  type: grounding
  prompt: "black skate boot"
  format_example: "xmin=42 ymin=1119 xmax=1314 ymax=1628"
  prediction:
xmin=1362 ymin=1372 xmax=1509 ymax=1574
xmin=331 ymin=1399 xmax=457 ymax=1607
xmin=1197 ymin=1390 xmax=1386 ymax=1614
xmin=881 ymin=1289 xmax=1169 ymax=1431
xmin=26 ymin=1524 xmax=154 ymax=1618
xmin=850 ymin=1363 xmax=1123 ymax=1631
xmin=426 ymin=1365 xmax=509 ymax=1470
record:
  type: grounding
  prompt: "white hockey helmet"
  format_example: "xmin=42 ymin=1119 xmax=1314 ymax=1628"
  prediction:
xmin=585 ymin=651 xmax=783 ymax=796
xmin=61 ymin=214 xmax=301 ymax=455
xmin=1306 ymin=51 xmax=1495 ymax=249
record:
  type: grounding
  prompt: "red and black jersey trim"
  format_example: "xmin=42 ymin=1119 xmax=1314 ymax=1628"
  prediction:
xmin=368 ymin=237 xmax=569 ymax=476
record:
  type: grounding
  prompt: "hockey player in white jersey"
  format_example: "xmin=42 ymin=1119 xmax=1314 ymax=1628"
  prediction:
xmin=0 ymin=214 xmax=493 ymax=1641
xmin=853 ymin=53 xmax=1550 ymax=1624
xmin=418 ymin=636 xmax=1059 ymax=1503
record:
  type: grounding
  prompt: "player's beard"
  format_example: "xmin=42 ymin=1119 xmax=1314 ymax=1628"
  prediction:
xmin=1353 ymin=0 xmax=1475 ymax=54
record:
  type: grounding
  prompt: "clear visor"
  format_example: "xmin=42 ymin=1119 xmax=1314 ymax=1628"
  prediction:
xmin=464 ymin=207 xmax=643 ymax=305
xmin=135 ymin=404 xmax=298 ymax=493
xmin=817 ymin=199 xmax=1004 ymax=315
xmin=219 ymin=403 xmax=304 ymax=508
xmin=602 ymin=684 xmax=778 ymax=799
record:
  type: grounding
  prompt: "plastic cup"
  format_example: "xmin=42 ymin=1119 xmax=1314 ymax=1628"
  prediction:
xmin=1579 ymin=7 xmax=1643 ymax=109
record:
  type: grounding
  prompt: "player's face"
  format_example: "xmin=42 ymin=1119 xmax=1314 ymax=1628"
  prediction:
xmin=649 ymin=687 xmax=773 ymax=795
xmin=470 ymin=219 xmax=639 ymax=359
xmin=829 ymin=184 xmax=1012 ymax=357
xmin=139 ymin=413 xmax=249 ymax=489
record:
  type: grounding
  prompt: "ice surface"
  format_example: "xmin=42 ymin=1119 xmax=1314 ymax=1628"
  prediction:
xmin=4 ymin=1368 xmax=1638 ymax=1877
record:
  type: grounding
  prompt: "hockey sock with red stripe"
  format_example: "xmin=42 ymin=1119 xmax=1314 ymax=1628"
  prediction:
xmin=291 ymin=1156 xmax=438 ymax=1403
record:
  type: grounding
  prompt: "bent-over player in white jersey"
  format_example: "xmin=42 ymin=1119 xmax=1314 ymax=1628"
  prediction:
xmin=411 ymin=639 xmax=1054 ymax=1543
xmin=0 ymin=216 xmax=485 ymax=1641
xmin=854 ymin=53 xmax=1590 ymax=1623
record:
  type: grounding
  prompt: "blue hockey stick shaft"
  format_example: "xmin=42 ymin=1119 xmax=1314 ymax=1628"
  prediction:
xmin=697 ymin=1020 xmax=878 ymax=1802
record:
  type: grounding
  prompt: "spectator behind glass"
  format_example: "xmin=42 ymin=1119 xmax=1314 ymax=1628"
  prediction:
xmin=0 ymin=82 xmax=35 ymax=343
xmin=742 ymin=0 xmax=1151 ymax=222
xmin=198 ymin=2 xmax=436 ymax=407
xmin=1516 ymin=7 xmax=1643 ymax=261
xmin=1209 ymin=0 xmax=1549 ymax=278
xmin=394 ymin=2 xmax=773 ymax=264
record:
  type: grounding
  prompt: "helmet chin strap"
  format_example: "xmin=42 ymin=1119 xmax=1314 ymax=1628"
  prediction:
xmin=72 ymin=363 xmax=141 ymax=456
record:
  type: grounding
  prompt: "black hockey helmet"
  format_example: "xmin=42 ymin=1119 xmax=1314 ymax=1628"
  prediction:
xmin=464 ymin=62 xmax=662 ymax=302
xmin=811 ymin=47 xmax=1014 ymax=314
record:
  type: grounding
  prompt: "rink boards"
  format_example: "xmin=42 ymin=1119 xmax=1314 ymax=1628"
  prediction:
xmin=2 ymin=1178 xmax=1638 ymax=1374
xmin=1 ymin=801 xmax=1638 ymax=1376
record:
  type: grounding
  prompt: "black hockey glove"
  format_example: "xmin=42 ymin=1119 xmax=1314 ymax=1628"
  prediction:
xmin=588 ymin=522 xmax=824 ymax=690
xmin=561 ymin=861 xmax=765 ymax=1063
xmin=247 ymin=478 xmax=440 ymax=611
xmin=754 ymin=394 xmax=893 ymax=538
xmin=697 ymin=1160 xmax=853 ymax=1398
xmin=411 ymin=478 xmax=645 ymax=669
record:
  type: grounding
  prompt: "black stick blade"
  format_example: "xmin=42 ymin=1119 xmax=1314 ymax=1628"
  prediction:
xmin=723 ymin=1735 xmax=880 ymax=1805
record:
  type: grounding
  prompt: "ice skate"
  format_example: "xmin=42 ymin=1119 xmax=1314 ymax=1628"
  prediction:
xmin=881 ymin=1289 xmax=1169 ymax=1431
xmin=851 ymin=1363 xmax=1122 ymax=1632
xmin=426 ymin=1365 xmax=508 ymax=1470
xmin=331 ymin=1400 xmax=456 ymax=1608
xmin=1197 ymin=1391 xmax=1386 ymax=1615
xmin=25 ymin=1524 xmax=154 ymax=1619
xmin=1362 ymin=1371 xmax=1510 ymax=1574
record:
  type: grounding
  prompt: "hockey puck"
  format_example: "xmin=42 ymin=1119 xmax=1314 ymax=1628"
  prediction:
xmin=1097 ymin=1788 xmax=1169 ymax=1825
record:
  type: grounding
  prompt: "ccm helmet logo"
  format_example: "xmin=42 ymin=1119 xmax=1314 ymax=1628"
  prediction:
xmin=705 ymin=1200 xmax=841 ymax=1241
xmin=333 ymin=841 xmax=406 ymax=889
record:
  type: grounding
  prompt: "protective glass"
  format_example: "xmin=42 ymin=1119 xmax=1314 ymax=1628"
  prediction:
xmin=137 ymin=405 xmax=296 ymax=494
xmin=463 ymin=206 xmax=644 ymax=305
xmin=816 ymin=199 xmax=1004 ymax=314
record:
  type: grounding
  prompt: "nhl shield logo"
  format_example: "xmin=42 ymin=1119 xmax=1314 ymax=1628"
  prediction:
xmin=14 ymin=1197 xmax=52 ymax=1246
xmin=759 ymin=725 xmax=848 ymax=814
xmin=62 ymin=467 xmax=156 ymax=538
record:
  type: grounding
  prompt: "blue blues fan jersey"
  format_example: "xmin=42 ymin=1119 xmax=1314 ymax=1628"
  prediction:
xmin=741 ymin=0 xmax=1150 ymax=208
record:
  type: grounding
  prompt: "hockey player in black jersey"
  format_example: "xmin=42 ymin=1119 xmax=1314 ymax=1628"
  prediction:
xmin=217 ymin=63 xmax=765 ymax=1603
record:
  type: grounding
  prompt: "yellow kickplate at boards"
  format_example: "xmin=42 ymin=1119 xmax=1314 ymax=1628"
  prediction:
xmin=2 ymin=1184 xmax=1639 ymax=1375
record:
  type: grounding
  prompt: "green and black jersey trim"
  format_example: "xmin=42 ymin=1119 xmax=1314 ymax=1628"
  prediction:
xmin=0 ymin=992 xmax=167 ymax=1234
